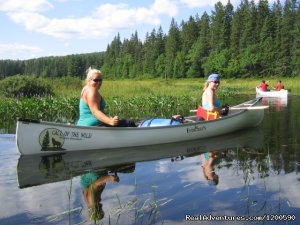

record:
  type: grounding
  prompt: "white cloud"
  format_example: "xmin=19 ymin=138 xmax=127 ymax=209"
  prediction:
xmin=180 ymin=0 xmax=215 ymax=8
xmin=0 ymin=1 xmax=177 ymax=40
xmin=0 ymin=43 xmax=42 ymax=59
xmin=0 ymin=0 xmax=53 ymax=12
xmin=152 ymin=0 xmax=178 ymax=17
xmin=180 ymin=0 xmax=279 ymax=8
xmin=8 ymin=12 xmax=49 ymax=30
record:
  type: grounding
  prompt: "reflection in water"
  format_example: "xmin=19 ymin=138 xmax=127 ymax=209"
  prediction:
xmin=260 ymin=95 xmax=288 ymax=112
xmin=81 ymin=170 xmax=119 ymax=221
xmin=39 ymin=154 xmax=65 ymax=179
xmin=200 ymin=151 xmax=221 ymax=185
xmin=2 ymin=121 xmax=298 ymax=224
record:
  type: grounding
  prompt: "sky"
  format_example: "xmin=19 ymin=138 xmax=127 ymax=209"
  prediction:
xmin=0 ymin=0 xmax=281 ymax=60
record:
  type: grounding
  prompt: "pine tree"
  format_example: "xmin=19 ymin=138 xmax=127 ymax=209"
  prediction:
xmin=165 ymin=18 xmax=181 ymax=78
xmin=279 ymin=0 xmax=295 ymax=76
xmin=291 ymin=2 xmax=300 ymax=75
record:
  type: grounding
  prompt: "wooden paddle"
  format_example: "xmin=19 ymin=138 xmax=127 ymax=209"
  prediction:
xmin=189 ymin=105 xmax=269 ymax=112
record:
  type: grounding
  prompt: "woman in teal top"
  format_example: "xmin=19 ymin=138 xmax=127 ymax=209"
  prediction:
xmin=77 ymin=67 xmax=119 ymax=126
xmin=77 ymin=67 xmax=136 ymax=127
xmin=77 ymin=97 xmax=106 ymax=126
xmin=202 ymin=73 xmax=222 ymax=113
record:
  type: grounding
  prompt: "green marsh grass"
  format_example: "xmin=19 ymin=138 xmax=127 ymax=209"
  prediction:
xmin=1 ymin=77 xmax=299 ymax=133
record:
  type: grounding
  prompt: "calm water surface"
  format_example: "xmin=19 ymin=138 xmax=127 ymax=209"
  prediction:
xmin=0 ymin=96 xmax=300 ymax=225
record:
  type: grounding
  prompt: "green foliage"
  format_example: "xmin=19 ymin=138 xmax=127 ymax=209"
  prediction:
xmin=0 ymin=75 xmax=54 ymax=98
xmin=0 ymin=97 xmax=79 ymax=123
xmin=203 ymin=49 xmax=230 ymax=76
xmin=1 ymin=1 xmax=300 ymax=79
xmin=107 ymin=95 xmax=195 ymax=120
xmin=0 ymin=77 xmax=299 ymax=134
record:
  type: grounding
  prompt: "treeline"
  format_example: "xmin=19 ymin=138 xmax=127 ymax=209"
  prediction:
xmin=1 ymin=0 xmax=300 ymax=79
xmin=0 ymin=52 xmax=105 ymax=79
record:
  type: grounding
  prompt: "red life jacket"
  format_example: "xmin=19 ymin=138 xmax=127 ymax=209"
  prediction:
xmin=276 ymin=83 xmax=284 ymax=91
xmin=259 ymin=83 xmax=268 ymax=91
xmin=196 ymin=106 xmax=219 ymax=121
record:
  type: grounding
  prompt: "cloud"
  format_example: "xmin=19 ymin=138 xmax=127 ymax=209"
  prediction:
xmin=0 ymin=0 xmax=178 ymax=41
xmin=0 ymin=43 xmax=42 ymax=59
xmin=8 ymin=12 xmax=49 ymax=30
xmin=180 ymin=0 xmax=216 ymax=8
xmin=1 ymin=0 xmax=281 ymax=42
xmin=152 ymin=0 xmax=178 ymax=17
xmin=180 ymin=0 xmax=279 ymax=8
xmin=0 ymin=0 xmax=53 ymax=12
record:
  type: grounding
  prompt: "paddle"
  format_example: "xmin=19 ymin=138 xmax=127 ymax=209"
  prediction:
xmin=189 ymin=105 xmax=269 ymax=113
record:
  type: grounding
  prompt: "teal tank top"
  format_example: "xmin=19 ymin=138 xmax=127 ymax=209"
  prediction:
xmin=202 ymin=99 xmax=221 ymax=110
xmin=80 ymin=171 xmax=99 ymax=190
xmin=77 ymin=98 xmax=106 ymax=126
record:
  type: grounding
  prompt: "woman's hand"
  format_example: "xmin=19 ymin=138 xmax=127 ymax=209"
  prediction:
xmin=109 ymin=116 xmax=119 ymax=126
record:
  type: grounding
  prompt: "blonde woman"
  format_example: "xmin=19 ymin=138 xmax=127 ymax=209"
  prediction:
xmin=201 ymin=73 xmax=222 ymax=113
xmin=77 ymin=68 xmax=135 ymax=127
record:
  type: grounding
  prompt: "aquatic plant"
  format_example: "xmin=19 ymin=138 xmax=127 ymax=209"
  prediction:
xmin=0 ymin=75 xmax=53 ymax=98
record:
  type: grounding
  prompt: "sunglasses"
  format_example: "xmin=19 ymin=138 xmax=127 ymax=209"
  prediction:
xmin=212 ymin=81 xmax=220 ymax=84
xmin=92 ymin=78 xmax=103 ymax=83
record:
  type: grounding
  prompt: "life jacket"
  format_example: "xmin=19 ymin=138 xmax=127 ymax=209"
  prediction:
xmin=196 ymin=106 xmax=220 ymax=121
xmin=259 ymin=83 xmax=268 ymax=91
xmin=276 ymin=83 xmax=284 ymax=91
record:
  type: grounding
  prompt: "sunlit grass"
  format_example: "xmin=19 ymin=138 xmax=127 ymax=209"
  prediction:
xmin=0 ymin=77 xmax=299 ymax=133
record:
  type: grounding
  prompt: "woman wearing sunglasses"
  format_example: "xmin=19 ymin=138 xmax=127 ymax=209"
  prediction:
xmin=201 ymin=73 xmax=222 ymax=115
xmin=77 ymin=67 xmax=135 ymax=127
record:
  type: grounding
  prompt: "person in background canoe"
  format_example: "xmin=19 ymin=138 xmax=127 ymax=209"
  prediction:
xmin=77 ymin=67 xmax=136 ymax=127
xmin=81 ymin=170 xmax=119 ymax=221
xmin=202 ymin=73 xmax=222 ymax=114
xmin=274 ymin=80 xmax=285 ymax=91
xmin=258 ymin=80 xmax=269 ymax=91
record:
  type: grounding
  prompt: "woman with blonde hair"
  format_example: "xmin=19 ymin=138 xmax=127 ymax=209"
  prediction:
xmin=77 ymin=67 xmax=135 ymax=127
xmin=202 ymin=73 xmax=222 ymax=113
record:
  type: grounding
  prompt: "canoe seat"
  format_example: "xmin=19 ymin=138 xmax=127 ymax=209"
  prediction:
xmin=196 ymin=106 xmax=219 ymax=121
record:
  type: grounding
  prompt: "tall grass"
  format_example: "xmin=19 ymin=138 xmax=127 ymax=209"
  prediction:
xmin=1 ymin=77 xmax=299 ymax=133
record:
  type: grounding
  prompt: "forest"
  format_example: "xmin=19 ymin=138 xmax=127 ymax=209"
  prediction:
xmin=0 ymin=0 xmax=300 ymax=79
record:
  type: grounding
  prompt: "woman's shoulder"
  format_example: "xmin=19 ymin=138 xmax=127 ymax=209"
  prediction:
xmin=84 ymin=86 xmax=99 ymax=97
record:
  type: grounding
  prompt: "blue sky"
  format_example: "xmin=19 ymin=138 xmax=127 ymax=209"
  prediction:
xmin=0 ymin=0 xmax=279 ymax=60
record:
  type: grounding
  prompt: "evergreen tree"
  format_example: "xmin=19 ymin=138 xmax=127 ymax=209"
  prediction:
xmin=240 ymin=1 xmax=258 ymax=48
xmin=259 ymin=6 xmax=276 ymax=75
xmin=42 ymin=131 xmax=50 ymax=148
xmin=180 ymin=16 xmax=199 ymax=77
xmin=223 ymin=1 xmax=234 ymax=49
xmin=291 ymin=2 xmax=300 ymax=75
xmin=279 ymin=0 xmax=294 ymax=76
xmin=210 ymin=2 xmax=226 ymax=52
xmin=165 ymin=18 xmax=181 ymax=78
xmin=230 ymin=2 xmax=244 ymax=58
xmin=272 ymin=0 xmax=283 ymax=75
xmin=143 ymin=29 xmax=159 ymax=76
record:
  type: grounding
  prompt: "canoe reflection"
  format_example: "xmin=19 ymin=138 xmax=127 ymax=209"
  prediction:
xmin=17 ymin=128 xmax=263 ymax=189
xmin=259 ymin=95 xmax=288 ymax=112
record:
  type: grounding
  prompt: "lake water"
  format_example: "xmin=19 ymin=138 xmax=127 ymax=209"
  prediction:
xmin=0 ymin=96 xmax=300 ymax=225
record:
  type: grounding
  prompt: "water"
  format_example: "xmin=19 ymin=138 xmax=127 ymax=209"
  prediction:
xmin=0 ymin=96 xmax=300 ymax=225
